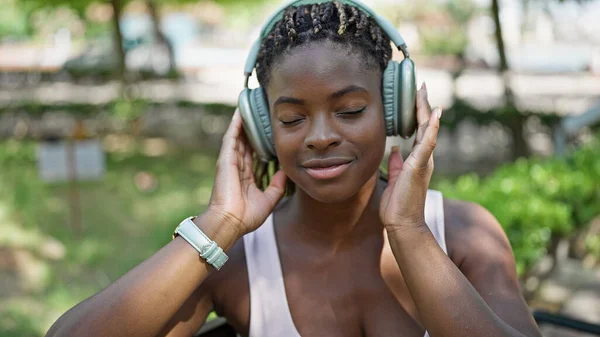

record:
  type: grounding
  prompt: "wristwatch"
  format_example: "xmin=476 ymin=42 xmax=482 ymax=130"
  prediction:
xmin=173 ymin=216 xmax=229 ymax=270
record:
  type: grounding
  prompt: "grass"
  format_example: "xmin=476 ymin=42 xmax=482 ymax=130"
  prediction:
xmin=0 ymin=138 xmax=219 ymax=337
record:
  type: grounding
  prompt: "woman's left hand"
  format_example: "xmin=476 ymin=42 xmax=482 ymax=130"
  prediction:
xmin=379 ymin=83 xmax=442 ymax=232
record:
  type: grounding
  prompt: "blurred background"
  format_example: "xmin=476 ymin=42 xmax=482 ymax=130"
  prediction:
xmin=0 ymin=0 xmax=599 ymax=336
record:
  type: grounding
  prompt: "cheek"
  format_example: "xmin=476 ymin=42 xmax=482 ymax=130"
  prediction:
xmin=272 ymin=125 xmax=302 ymax=171
xmin=356 ymin=110 xmax=387 ymax=164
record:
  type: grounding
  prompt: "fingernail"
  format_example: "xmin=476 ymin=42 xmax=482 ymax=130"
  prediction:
xmin=422 ymin=82 xmax=427 ymax=91
xmin=435 ymin=106 xmax=443 ymax=119
xmin=391 ymin=145 xmax=400 ymax=153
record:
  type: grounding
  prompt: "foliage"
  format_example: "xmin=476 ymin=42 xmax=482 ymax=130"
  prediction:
xmin=446 ymin=0 xmax=478 ymax=23
xmin=421 ymin=29 xmax=468 ymax=56
xmin=0 ymin=307 xmax=40 ymax=337
xmin=434 ymin=133 xmax=600 ymax=276
xmin=0 ymin=0 xmax=36 ymax=39
xmin=418 ymin=0 xmax=479 ymax=56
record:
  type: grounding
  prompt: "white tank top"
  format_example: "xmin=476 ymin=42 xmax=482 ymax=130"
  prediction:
xmin=243 ymin=189 xmax=447 ymax=337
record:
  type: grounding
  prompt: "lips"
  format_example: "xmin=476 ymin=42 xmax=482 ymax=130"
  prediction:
xmin=301 ymin=157 xmax=354 ymax=180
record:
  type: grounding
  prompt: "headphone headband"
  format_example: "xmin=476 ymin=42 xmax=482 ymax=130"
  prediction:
xmin=243 ymin=0 xmax=409 ymax=81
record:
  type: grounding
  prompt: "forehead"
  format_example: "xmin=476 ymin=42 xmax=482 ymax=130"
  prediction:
xmin=266 ymin=41 xmax=382 ymax=102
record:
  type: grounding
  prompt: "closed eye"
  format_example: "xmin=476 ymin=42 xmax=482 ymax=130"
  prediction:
xmin=337 ymin=107 xmax=366 ymax=116
xmin=280 ymin=118 xmax=304 ymax=126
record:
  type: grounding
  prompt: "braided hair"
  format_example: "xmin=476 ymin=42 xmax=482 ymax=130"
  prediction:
xmin=253 ymin=1 xmax=393 ymax=193
xmin=256 ymin=1 xmax=392 ymax=88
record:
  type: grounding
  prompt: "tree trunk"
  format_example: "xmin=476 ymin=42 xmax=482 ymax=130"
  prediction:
xmin=492 ymin=0 xmax=528 ymax=159
xmin=147 ymin=0 xmax=178 ymax=78
xmin=491 ymin=0 xmax=513 ymax=104
xmin=508 ymin=115 xmax=529 ymax=159
xmin=521 ymin=0 xmax=530 ymax=37
xmin=111 ymin=0 xmax=127 ymax=81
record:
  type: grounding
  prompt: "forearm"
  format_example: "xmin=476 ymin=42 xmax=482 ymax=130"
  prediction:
xmin=46 ymin=213 xmax=239 ymax=337
xmin=386 ymin=226 xmax=526 ymax=337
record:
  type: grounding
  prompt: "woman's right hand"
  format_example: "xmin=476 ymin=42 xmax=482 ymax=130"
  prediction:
xmin=204 ymin=109 xmax=287 ymax=238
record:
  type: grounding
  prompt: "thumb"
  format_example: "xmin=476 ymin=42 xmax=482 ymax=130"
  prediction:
xmin=387 ymin=145 xmax=404 ymax=187
xmin=262 ymin=169 xmax=287 ymax=207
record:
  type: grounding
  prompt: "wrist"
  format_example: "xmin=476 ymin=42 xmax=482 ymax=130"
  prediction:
xmin=192 ymin=211 xmax=242 ymax=252
xmin=385 ymin=219 xmax=430 ymax=237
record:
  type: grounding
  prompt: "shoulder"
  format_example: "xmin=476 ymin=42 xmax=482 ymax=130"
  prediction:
xmin=442 ymin=197 xmax=514 ymax=272
xmin=439 ymin=199 xmax=542 ymax=337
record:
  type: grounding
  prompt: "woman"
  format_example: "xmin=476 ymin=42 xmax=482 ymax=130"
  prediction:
xmin=47 ymin=1 xmax=542 ymax=337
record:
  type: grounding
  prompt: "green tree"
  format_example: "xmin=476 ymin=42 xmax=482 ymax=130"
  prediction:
xmin=26 ymin=0 xmax=273 ymax=81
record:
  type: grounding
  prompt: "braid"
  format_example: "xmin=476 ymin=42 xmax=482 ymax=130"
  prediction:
xmin=321 ymin=2 xmax=334 ymax=27
xmin=348 ymin=5 xmax=359 ymax=25
xmin=373 ymin=24 xmax=390 ymax=65
xmin=334 ymin=2 xmax=347 ymax=35
xmin=284 ymin=7 xmax=298 ymax=41
xmin=254 ymin=157 xmax=295 ymax=196
xmin=254 ymin=1 xmax=393 ymax=193
xmin=355 ymin=10 xmax=368 ymax=37
xmin=310 ymin=4 xmax=323 ymax=34
xmin=297 ymin=5 xmax=310 ymax=31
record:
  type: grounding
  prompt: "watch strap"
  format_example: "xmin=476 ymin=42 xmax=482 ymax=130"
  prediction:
xmin=173 ymin=217 xmax=229 ymax=270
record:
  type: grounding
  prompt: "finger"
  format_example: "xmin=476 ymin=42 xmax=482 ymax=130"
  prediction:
xmin=218 ymin=110 xmax=243 ymax=164
xmin=416 ymin=82 xmax=432 ymax=128
xmin=262 ymin=170 xmax=287 ymax=207
xmin=242 ymin=143 xmax=255 ymax=182
xmin=237 ymin=129 xmax=248 ymax=173
xmin=387 ymin=145 xmax=404 ymax=187
xmin=412 ymin=107 xmax=442 ymax=168
xmin=240 ymin=133 xmax=256 ymax=183
xmin=213 ymin=110 xmax=244 ymax=197
xmin=237 ymin=136 xmax=245 ymax=173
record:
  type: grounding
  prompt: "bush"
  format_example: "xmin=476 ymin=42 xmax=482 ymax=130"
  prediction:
xmin=434 ymin=134 xmax=600 ymax=276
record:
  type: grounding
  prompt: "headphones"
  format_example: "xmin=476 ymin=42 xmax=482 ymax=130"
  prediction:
xmin=238 ymin=0 xmax=417 ymax=162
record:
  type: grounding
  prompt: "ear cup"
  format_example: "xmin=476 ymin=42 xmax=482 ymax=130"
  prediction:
xmin=397 ymin=58 xmax=417 ymax=138
xmin=249 ymin=87 xmax=276 ymax=155
xmin=382 ymin=59 xmax=418 ymax=138
xmin=382 ymin=61 xmax=400 ymax=136
xmin=237 ymin=87 xmax=276 ymax=162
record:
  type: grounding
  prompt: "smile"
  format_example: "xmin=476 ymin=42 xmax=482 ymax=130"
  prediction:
xmin=301 ymin=158 xmax=354 ymax=180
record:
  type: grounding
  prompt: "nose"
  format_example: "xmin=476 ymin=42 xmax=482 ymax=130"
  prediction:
xmin=304 ymin=114 xmax=342 ymax=151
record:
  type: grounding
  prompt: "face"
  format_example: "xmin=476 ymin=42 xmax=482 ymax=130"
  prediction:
xmin=266 ymin=40 xmax=387 ymax=203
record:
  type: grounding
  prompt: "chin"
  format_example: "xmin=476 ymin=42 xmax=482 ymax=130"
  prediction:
xmin=301 ymin=182 xmax=361 ymax=204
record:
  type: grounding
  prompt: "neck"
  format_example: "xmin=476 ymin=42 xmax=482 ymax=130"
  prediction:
xmin=285 ymin=172 xmax=385 ymax=249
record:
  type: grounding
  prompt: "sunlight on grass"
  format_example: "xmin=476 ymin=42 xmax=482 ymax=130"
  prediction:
xmin=0 ymin=218 xmax=66 ymax=261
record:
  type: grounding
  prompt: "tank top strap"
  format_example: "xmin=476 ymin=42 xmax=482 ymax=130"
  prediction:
xmin=243 ymin=214 xmax=301 ymax=337
xmin=424 ymin=189 xmax=447 ymax=255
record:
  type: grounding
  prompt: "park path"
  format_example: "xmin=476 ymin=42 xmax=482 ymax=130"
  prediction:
xmin=531 ymin=258 xmax=600 ymax=336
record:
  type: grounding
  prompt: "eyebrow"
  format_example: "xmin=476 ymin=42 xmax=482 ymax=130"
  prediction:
xmin=273 ymin=96 xmax=305 ymax=107
xmin=330 ymin=85 xmax=368 ymax=99
xmin=273 ymin=85 xmax=368 ymax=108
